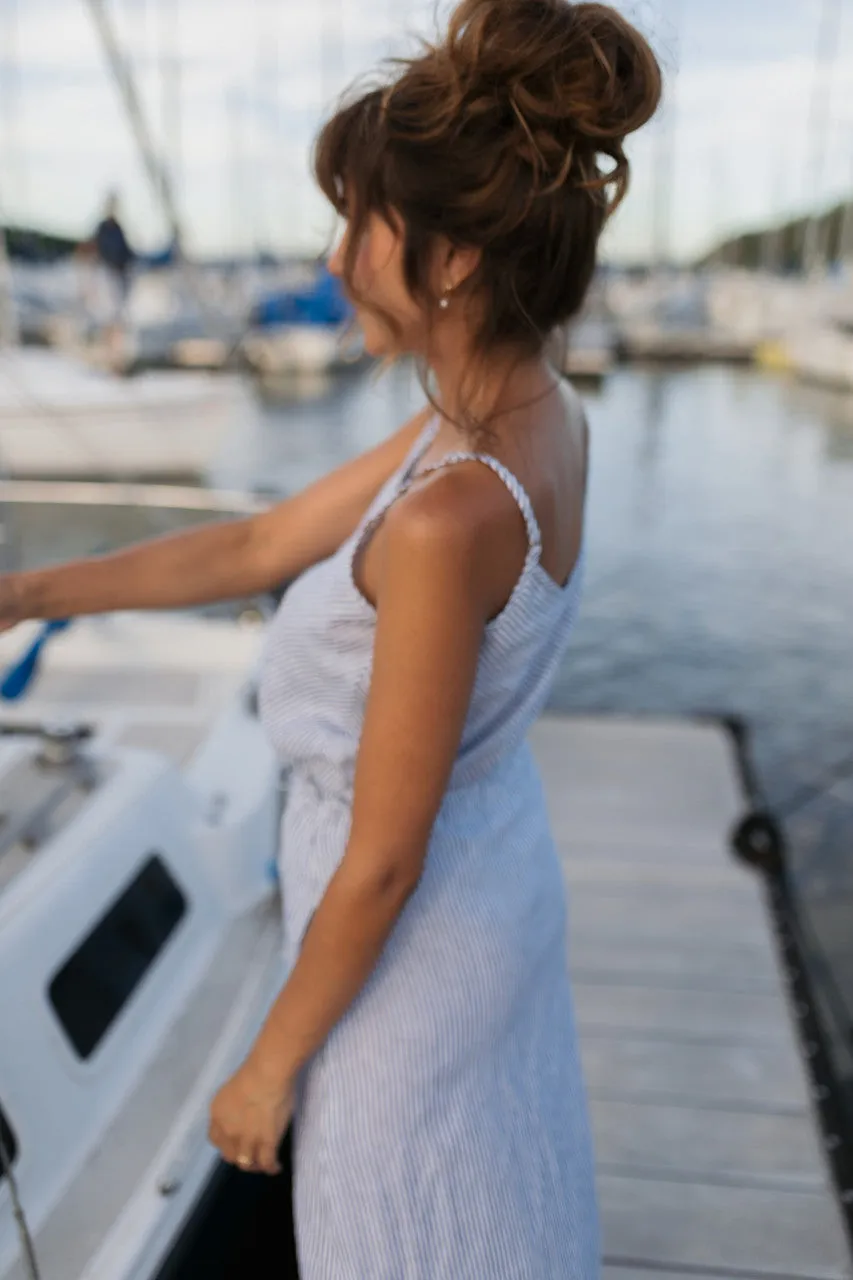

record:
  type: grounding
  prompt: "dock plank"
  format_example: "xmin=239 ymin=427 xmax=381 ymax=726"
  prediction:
xmin=579 ymin=1036 xmax=812 ymax=1112
xmin=600 ymin=1173 xmax=848 ymax=1280
xmin=529 ymin=715 xmax=851 ymax=1280
xmin=591 ymin=1098 xmax=828 ymax=1188
xmin=604 ymin=1271 xmax=737 ymax=1280
xmin=569 ymin=936 xmax=781 ymax=990
xmin=573 ymin=980 xmax=793 ymax=1043
xmin=533 ymin=715 xmax=743 ymax=835
xmin=566 ymin=885 xmax=775 ymax=945
xmin=571 ymin=929 xmax=781 ymax=982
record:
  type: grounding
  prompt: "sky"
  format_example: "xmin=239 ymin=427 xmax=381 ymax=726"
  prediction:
xmin=0 ymin=0 xmax=852 ymax=263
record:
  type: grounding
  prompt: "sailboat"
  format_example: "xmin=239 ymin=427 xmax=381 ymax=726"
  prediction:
xmin=0 ymin=477 xmax=287 ymax=1280
xmin=0 ymin=7 xmax=258 ymax=484
xmin=240 ymin=262 xmax=369 ymax=381
xmin=0 ymin=14 xmax=289 ymax=1272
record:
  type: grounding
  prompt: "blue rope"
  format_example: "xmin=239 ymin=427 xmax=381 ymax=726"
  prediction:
xmin=0 ymin=620 xmax=72 ymax=701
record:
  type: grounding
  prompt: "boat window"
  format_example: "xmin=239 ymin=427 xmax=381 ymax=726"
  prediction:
xmin=0 ymin=1101 xmax=18 ymax=1184
xmin=48 ymin=855 xmax=187 ymax=1060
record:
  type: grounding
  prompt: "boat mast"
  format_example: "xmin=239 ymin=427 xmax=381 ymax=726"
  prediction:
xmin=320 ymin=0 xmax=344 ymax=112
xmin=651 ymin=0 xmax=682 ymax=273
xmin=81 ymin=0 xmax=182 ymax=246
xmin=1 ymin=0 xmax=26 ymax=216
xmin=226 ymin=89 xmax=246 ymax=258
xmin=158 ymin=0 xmax=182 ymax=239
xmin=276 ymin=3 xmax=303 ymax=256
xmin=840 ymin=131 xmax=853 ymax=268
xmin=0 ymin=0 xmax=21 ymax=344
xmin=254 ymin=0 xmax=270 ymax=258
xmin=760 ymin=151 xmax=788 ymax=276
xmin=841 ymin=193 xmax=853 ymax=269
xmin=801 ymin=0 xmax=843 ymax=275
xmin=0 ymin=230 xmax=16 ymax=347
xmin=316 ymin=0 xmax=345 ymax=263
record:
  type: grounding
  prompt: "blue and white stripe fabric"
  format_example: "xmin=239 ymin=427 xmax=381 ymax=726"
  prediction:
xmin=258 ymin=416 xmax=600 ymax=1278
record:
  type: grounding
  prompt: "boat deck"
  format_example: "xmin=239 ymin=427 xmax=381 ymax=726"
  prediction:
xmin=531 ymin=714 xmax=850 ymax=1280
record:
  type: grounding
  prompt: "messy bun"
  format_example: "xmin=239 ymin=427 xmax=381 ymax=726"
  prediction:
xmin=315 ymin=0 xmax=661 ymax=356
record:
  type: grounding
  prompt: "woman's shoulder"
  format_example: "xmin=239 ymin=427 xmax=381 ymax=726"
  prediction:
xmin=393 ymin=454 xmax=527 ymax=550
xmin=378 ymin=459 xmax=530 ymax=620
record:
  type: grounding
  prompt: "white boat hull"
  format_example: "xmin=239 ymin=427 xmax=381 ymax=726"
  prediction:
xmin=786 ymin=327 xmax=853 ymax=392
xmin=241 ymin=324 xmax=366 ymax=378
xmin=0 ymin=610 xmax=285 ymax=1280
xmin=0 ymin=349 xmax=255 ymax=482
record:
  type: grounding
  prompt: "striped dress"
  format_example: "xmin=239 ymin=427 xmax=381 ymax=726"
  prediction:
xmin=258 ymin=416 xmax=600 ymax=1278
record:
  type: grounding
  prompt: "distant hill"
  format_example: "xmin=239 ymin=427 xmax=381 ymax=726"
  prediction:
xmin=1 ymin=227 xmax=313 ymax=269
xmin=700 ymin=199 xmax=852 ymax=272
xmin=2 ymin=225 xmax=81 ymax=262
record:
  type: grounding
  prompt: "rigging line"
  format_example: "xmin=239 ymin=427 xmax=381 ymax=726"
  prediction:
xmin=82 ymin=0 xmax=242 ymax=340
xmin=651 ymin=0 xmax=683 ymax=271
xmin=802 ymin=0 xmax=844 ymax=274
xmin=1 ymin=0 xmax=27 ymax=212
xmin=158 ymin=0 xmax=182 ymax=223
xmin=774 ymin=746 xmax=853 ymax=822
xmin=0 ymin=1124 xmax=41 ymax=1280
xmin=81 ymin=0 xmax=181 ymax=243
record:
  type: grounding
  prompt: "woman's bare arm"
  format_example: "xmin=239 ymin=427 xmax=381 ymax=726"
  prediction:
xmin=3 ymin=407 xmax=432 ymax=624
xmin=212 ymin=479 xmax=500 ymax=1172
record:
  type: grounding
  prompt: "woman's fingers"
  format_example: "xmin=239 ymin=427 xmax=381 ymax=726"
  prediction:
xmin=208 ymin=1119 xmax=240 ymax=1167
xmin=254 ymin=1139 xmax=282 ymax=1176
xmin=209 ymin=1118 xmax=281 ymax=1175
xmin=208 ymin=1064 xmax=293 ymax=1176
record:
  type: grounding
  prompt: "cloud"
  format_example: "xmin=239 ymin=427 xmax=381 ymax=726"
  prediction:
xmin=1 ymin=0 xmax=852 ymax=261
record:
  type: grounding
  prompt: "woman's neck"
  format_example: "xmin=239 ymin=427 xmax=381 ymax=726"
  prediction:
xmin=430 ymin=343 xmax=557 ymax=435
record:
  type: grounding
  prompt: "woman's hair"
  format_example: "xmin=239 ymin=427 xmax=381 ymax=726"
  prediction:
xmin=314 ymin=0 xmax=661 ymax=361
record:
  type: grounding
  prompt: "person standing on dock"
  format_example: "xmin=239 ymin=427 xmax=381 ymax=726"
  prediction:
xmin=85 ymin=191 xmax=135 ymax=361
xmin=0 ymin=1 xmax=661 ymax=1273
xmin=93 ymin=192 xmax=134 ymax=297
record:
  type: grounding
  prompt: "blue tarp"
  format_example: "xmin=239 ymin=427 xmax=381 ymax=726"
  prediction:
xmin=140 ymin=238 xmax=179 ymax=269
xmin=251 ymin=267 xmax=351 ymax=328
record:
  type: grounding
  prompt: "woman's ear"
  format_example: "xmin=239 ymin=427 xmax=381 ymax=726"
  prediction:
xmin=446 ymin=244 xmax=481 ymax=292
xmin=434 ymin=238 xmax=480 ymax=294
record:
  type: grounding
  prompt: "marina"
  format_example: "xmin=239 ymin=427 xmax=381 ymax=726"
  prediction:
xmin=0 ymin=0 xmax=852 ymax=1272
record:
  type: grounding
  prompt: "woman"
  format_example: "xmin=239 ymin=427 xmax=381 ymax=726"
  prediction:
xmin=1 ymin=1 xmax=659 ymax=1273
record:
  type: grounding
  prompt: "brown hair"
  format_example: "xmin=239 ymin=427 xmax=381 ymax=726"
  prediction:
xmin=315 ymin=0 xmax=661 ymax=361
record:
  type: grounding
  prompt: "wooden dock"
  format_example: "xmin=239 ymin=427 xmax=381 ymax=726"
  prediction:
xmin=531 ymin=715 xmax=851 ymax=1280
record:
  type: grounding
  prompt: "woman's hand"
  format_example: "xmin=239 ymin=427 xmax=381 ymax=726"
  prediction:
xmin=208 ymin=1055 xmax=295 ymax=1176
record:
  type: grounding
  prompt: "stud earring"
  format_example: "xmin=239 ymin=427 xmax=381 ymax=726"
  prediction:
xmin=438 ymin=287 xmax=451 ymax=310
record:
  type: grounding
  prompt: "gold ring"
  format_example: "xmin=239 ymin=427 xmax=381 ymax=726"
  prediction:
xmin=237 ymin=1155 xmax=252 ymax=1169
